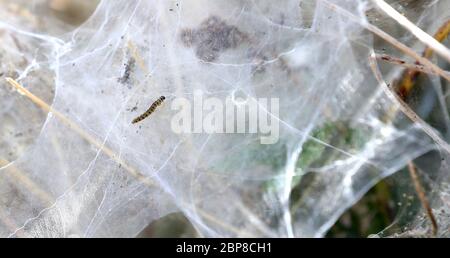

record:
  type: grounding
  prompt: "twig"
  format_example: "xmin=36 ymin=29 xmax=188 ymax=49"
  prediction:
xmin=372 ymin=0 xmax=450 ymax=64
xmin=407 ymin=161 xmax=438 ymax=237
xmin=369 ymin=52 xmax=440 ymax=238
xmin=396 ymin=18 xmax=450 ymax=99
xmin=322 ymin=0 xmax=450 ymax=84
xmin=369 ymin=52 xmax=450 ymax=155
xmin=375 ymin=53 xmax=450 ymax=76
xmin=3 ymin=78 xmax=257 ymax=237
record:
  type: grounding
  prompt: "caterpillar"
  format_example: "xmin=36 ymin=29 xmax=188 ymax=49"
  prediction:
xmin=131 ymin=96 xmax=166 ymax=124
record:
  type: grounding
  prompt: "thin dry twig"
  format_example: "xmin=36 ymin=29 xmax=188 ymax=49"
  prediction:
xmin=368 ymin=52 xmax=450 ymax=155
xmin=372 ymin=0 xmax=450 ymax=64
xmin=375 ymin=53 xmax=450 ymax=76
xmin=407 ymin=161 xmax=438 ymax=237
xmin=0 ymin=159 xmax=54 ymax=206
xmin=127 ymin=41 xmax=149 ymax=74
xmin=322 ymin=0 xmax=450 ymax=84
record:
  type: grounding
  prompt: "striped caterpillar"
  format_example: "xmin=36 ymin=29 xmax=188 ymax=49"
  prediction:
xmin=131 ymin=96 xmax=166 ymax=124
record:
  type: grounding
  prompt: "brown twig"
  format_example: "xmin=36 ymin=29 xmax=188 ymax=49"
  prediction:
xmin=0 ymin=159 xmax=54 ymax=206
xmin=407 ymin=161 xmax=438 ymax=237
xmin=369 ymin=53 xmax=440 ymax=237
xmin=375 ymin=53 xmax=450 ymax=76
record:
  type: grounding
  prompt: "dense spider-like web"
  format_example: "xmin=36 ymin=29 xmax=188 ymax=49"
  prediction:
xmin=1 ymin=0 xmax=450 ymax=237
